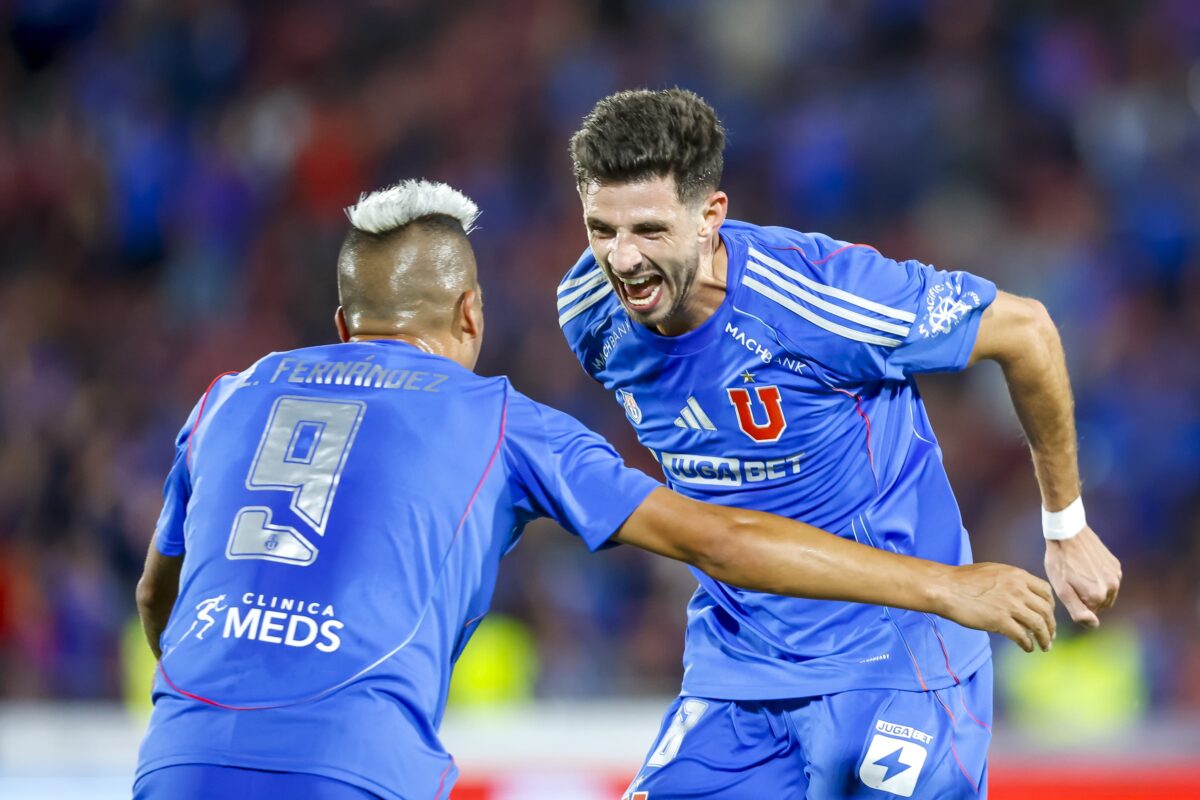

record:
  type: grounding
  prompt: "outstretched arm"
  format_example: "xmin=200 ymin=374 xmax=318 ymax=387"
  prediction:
xmin=968 ymin=290 xmax=1122 ymax=627
xmin=136 ymin=544 xmax=184 ymax=659
xmin=616 ymin=488 xmax=1057 ymax=653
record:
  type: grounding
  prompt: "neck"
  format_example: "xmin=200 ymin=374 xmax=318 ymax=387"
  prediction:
xmin=655 ymin=235 xmax=729 ymax=337
xmin=349 ymin=332 xmax=442 ymax=357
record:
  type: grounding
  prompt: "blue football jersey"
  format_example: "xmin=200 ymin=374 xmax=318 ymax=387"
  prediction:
xmin=135 ymin=340 xmax=659 ymax=800
xmin=558 ymin=219 xmax=998 ymax=700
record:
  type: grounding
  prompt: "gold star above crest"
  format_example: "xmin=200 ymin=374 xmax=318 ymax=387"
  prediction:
xmin=740 ymin=370 xmax=756 ymax=384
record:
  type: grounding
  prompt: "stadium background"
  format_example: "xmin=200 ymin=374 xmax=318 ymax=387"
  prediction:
xmin=1 ymin=0 xmax=1198 ymax=797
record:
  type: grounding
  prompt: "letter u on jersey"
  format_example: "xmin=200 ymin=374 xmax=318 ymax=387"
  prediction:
xmin=727 ymin=386 xmax=787 ymax=443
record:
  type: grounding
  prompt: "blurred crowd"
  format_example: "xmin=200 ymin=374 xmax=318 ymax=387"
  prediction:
xmin=1 ymin=0 xmax=1198 ymax=720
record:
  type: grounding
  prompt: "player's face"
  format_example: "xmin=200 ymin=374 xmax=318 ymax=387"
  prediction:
xmin=581 ymin=176 xmax=704 ymax=332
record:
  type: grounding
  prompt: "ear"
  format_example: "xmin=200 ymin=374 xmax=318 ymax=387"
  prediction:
xmin=334 ymin=307 xmax=351 ymax=343
xmin=455 ymin=288 xmax=483 ymax=339
xmin=698 ymin=190 xmax=729 ymax=240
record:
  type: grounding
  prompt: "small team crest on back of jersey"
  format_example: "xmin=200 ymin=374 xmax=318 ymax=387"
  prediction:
xmin=618 ymin=389 xmax=643 ymax=425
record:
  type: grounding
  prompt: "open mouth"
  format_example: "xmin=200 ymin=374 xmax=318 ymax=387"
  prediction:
xmin=616 ymin=274 xmax=665 ymax=313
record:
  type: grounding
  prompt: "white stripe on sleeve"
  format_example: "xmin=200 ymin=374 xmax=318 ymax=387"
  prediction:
xmin=556 ymin=271 xmax=607 ymax=310
xmin=557 ymin=267 xmax=604 ymax=294
xmin=747 ymin=246 xmax=917 ymax=323
xmin=745 ymin=262 xmax=910 ymax=336
xmin=744 ymin=276 xmax=904 ymax=347
xmin=558 ymin=281 xmax=614 ymax=327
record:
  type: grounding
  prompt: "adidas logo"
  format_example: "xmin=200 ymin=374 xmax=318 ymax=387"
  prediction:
xmin=674 ymin=397 xmax=717 ymax=431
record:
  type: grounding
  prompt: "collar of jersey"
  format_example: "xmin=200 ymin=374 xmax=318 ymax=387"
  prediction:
xmin=629 ymin=228 xmax=744 ymax=356
xmin=352 ymin=338 xmax=469 ymax=374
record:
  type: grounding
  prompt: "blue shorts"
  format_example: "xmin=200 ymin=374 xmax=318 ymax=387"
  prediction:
xmin=133 ymin=764 xmax=384 ymax=799
xmin=625 ymin=661 xmax=992 ymax=799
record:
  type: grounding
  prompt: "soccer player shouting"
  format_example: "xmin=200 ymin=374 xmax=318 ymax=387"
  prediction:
xmin=133 ymin=180 xmax=1053 ymax=799
xmin=558 ymin=89 xmax=1121 ymax=798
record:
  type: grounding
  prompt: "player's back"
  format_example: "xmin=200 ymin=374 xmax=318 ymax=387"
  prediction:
xmin=140 ymin=341 xmax=520 ymax=799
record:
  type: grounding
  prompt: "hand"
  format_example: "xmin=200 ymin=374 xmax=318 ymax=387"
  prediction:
xmin=1044 ymin=525 xmax=1121 ymax=629
xmin=934 ymin=563 xmax=1057 ymax=653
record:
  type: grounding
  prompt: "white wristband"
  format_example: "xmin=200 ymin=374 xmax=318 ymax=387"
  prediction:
xmin=1042 ymin=496 xmax=1086 ymax=541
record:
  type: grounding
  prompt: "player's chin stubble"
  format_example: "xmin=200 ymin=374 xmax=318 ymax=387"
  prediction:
xmin=654 ymin=256 xmax=700 ymax=330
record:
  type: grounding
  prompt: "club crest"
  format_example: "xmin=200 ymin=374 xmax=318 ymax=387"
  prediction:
xmin=618 ymin=389 xmax=643 ymax=425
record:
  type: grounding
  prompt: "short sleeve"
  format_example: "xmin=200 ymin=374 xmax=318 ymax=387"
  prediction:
xmin=503 ymin=390 xmax=662 ymax=551
xmin=154 ymin=401 xmax=202 ymax=556
xmin=766 ymin=241 xmax=996 ymax=383
xmin=556 ymin=248 xmax=620 ymax=383
xmin=884 ymin=260 xmax=997 ymax=378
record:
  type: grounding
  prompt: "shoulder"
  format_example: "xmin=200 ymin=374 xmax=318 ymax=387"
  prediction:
xmin=723 ymin=219 xmax=860 ymax=260
xmin=507 ymin=388 xmax=611 ymax=464
xmin=726 ymin=221 xmax=901 ymax=308
xmin=501 ymin=381 xmax=538 ymax=425
xmin=503 ymin=384 xmax=583 ymax=438
xmin=556 ymin=247 xmax=623 ymax=366
xmin=732 ymin=223 xmax=893 ymax=290
xmin=728 ymin=224 xmax=917 ymax=352
xmin=500 ymin=385 xmax=584 ymax=474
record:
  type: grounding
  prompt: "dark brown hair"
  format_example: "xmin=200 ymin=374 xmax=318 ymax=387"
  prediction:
xmin=570 ymin=88 xmax=725 ymax=204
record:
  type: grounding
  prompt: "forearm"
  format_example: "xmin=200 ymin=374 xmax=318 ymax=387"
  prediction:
xmin=617 ymin=488 xmax=1056 ymax=649
xmin=136 ymin=548 xmax=184 ymax=660
xmin=137 ymin=586 xmax=174 ymax=660
xmin=617 ymin=489 xmax=954 ymax=614
xmin=995 ymin=303 xmax=1080 ymax=510
xmin=701 ymin=506 xmax=953 ymax=612
xmin=968 ymin=293 xmax=1121 ymax=626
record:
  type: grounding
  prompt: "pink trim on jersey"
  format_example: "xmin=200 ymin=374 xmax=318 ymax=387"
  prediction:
xmin=949 ymin=739 xmax=980 ymax=795
xmin=452 ymin=392 xmax=507 ymax=539
xmin=832 ymin=388 xmax=878 ymax=486
xmin=186 ymin=371 xmax=238 ymax=469
xmin=959 ymin=688 xmax=992 ymax=732
xmin=925 ymin=580 xmax=992 ymax=733
xmin=854 ymin=516 xmax=931 ymax=691
xmin=934 ymin=689 xmax=957 ymax=725
xmin=765 ymin=242 xmax=880 ymax=266
xmin=903 ymin=646 xmax=929 ymax=692
xmin=159 ymin=662 xmax=272 ymax=711
xmin=894 ymin=628 xmax=930 ymax=692
xmin=929 ymin=621 xmax=963 ymax=685
xmin=933 ymin=689 xmax=981 ymax=794
xmin=453 ymin=398 xmax=508 ymax=632
xmin=434 ymin=761 xmax=455 ymax=799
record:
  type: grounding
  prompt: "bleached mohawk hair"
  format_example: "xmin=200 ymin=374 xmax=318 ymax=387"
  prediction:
xmin=345 ymin=179 xmax=480 ymax=236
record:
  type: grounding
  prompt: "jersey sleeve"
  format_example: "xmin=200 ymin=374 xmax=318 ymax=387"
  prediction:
xmin=153 ymin=372 xmax=243 ymax=556
xmin=556 ymin=248 xmax=615 ymax=381
xmin=153 ymin=399 xmax=203 ymax=556
xmin=894 ymin=263 xmax=996 ymax=376
xmin=756 ymin=236 xmax=996 ymax=383
xmin=502 ymin=388 xmax=662 ymax=551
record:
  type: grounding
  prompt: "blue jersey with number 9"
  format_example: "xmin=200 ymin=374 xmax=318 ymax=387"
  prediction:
xmin=135 ymin=340 xmax=659 ymax=800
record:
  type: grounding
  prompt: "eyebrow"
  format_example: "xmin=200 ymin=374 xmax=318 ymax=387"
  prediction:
xmin=585 ymin=217 xmax=670 ymax=233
